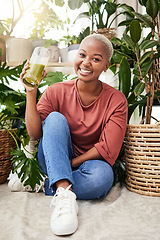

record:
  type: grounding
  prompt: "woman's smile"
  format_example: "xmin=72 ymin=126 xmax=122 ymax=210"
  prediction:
xmin=79 ymin=67 xmax=92 ymax=75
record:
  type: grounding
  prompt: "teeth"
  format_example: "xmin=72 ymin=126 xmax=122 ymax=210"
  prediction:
xmin=80 ymin=68 xmax=91 ymax=73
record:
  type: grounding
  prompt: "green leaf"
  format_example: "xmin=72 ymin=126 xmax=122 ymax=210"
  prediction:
xmin=130 ymin=20 xmax=141 ymax=43
xmin=133 ymin=12 xmax=154 ymax=28
xmin=0 ymin=61 xmax=25 ymax=84
xmin=118 ymin=19 xmax=133 ymax=27
xmin=105 ymin=2 xmax=117 ymax=16
xmin=139 ymin=51 xmax=155 ymax=65
xmin=119 ymin=57 xmax=131 ymax=98
xmin=73 ymin=12 xmax=90 ymax=24
xmin=119 ymin=3 xmax=135 ymax=13
xmin=134 ymin=82 xmax=145 ymax=96
xmin=109 ymin=64 xmax=117 ymax=74
xmin=113 ymin=49 xmax=135 ymax=62
xmin=138 ymin=0 xmax=147 ymax=6
xmin=140 ymin=39 xmax=159 ymax=50
xmin=123 ymin=34 xmax=135 ymax=50
xmin=11 ymin=148 xmax=45 ymax=191
xmin=68 ymin=0 xmax=84 ymax=9
xmin=111 ymin=37 xmax=122 ymax=45
xmin=146 ymin=0 xmax=159 ymax=19
xmin=39 ymin=71 xmax=63 ymax=88
xmin=55 ymin=0 xmax=65 ymax=7
xmin=141 ymin=60 xmax=154 ymax=77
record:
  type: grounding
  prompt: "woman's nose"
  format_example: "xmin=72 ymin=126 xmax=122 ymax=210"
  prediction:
xmin=83 ymin=57 xmax=91 ymax=65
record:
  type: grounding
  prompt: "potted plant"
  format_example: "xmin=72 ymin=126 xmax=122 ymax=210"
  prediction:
xmin=29 ymin=1 xmax=64 ymax=49
xmin=0 ymin=60 xmax=26 ymax=184
xmin=61 ymin=27 xmax=90 ymax=62
xmin=67 ymin=0 xmax=123 ymax=40
xmin=111 ymin=0 xmax=160 ymax=196
xmin=0 ymin=0 xmax=38 ymax=63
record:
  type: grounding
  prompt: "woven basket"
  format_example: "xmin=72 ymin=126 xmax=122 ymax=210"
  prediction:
xmin=91 ymin=28 xmax=116 ymax=40
xmin=123 ymin=122 xmax=160 ymax=196
xmin=0 ymin=129 xmax=17 ymax=184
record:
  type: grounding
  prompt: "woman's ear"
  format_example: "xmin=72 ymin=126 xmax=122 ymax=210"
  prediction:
xmin=104 ymin=62 xmax=111 ymax=72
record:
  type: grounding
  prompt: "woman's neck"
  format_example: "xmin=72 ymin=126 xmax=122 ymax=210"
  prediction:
xmin=77 ymin=79 xmax=102 ymax=94
xmin=76 ymin=79 xmax=103 ymax=106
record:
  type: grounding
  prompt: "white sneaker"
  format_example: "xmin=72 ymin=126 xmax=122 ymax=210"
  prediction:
xmin=50 ymin=185 xmax=78 ymax=236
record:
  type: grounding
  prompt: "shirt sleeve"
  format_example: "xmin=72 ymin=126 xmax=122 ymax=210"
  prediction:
xmin=94 ymin=97 xmax=128 ymax=166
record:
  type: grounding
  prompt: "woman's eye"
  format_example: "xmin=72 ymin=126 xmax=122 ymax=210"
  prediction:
xmin=79 ymin=53 xmax=85 ymax=57
xmin=93 ymin=58 xmax=100 ymax=62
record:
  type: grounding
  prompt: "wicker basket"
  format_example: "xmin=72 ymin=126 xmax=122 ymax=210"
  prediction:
xmin=0 ymin=129 xmax=17 ymax=184
xmin=123 ymin=122 xmax=160 ymax=196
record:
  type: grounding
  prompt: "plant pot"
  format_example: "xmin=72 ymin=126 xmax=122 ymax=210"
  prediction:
xmin=6 ymin=37 xmax=32 ymax=64
xmin=31 ymin=39 xmax=46 ymax=51
xmin=123 ymin=122 xmax=160 ymax=196
xmin=68 ymin=44 xmax=80 ymax=63
xmin=0 ymin=35 xmax=10 ymax=62
xmin=0 ymin=129 xmax=17 ymax=184
xmin=92 ymin=28 xmax=116 ymax=40
xmin=60 ymin=47 xmax=68 ymax=62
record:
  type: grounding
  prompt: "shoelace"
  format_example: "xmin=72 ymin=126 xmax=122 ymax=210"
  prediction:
xmin=50 ymin=185 xmax=75 ymax=217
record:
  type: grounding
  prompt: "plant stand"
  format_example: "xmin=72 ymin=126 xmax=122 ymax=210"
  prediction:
xmin=123 ymin=122 xmax=160 ymax=196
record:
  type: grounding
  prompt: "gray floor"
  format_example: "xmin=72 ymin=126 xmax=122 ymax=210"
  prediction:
xmin=0 ymin=182 xmax=160 ymax=240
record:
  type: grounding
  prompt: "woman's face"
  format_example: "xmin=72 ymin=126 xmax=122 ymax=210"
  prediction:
xmin=74 ymin=38 xmax=110 ymax=83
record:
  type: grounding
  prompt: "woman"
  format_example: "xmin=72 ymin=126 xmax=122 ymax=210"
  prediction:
xmin=20 ymin=34 xmax=128 ymax=236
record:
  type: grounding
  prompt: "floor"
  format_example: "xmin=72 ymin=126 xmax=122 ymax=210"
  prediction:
xmin=0 ymin=182 xmax=160 ymax=240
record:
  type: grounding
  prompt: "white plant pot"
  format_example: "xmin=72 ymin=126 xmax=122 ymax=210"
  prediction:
xmin=31 ymin=39 xmax=46 ymax=51
xmin=68 ymin=44 xmax=80 ymax=63
xmin=60 ymin=47 xmax=68 ymax=62
xmin=6 ymin=37 xmax=32 ymax=63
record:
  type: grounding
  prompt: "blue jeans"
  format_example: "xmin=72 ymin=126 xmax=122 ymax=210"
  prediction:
xmin=37 ymin=112 xmax=114 ymax=200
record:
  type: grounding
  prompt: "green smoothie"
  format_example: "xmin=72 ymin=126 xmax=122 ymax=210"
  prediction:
xmin=23 ymin=63 xmax=45 ymax=87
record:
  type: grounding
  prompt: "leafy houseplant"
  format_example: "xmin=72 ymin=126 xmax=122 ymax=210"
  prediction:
xmin=110 ymin=0 xmax=160 ymax=124
xmin=29 ymin=1 xmax=64 ymax=40
xmin=60 ymin=26 xmax=90 ymax=47
xmin=68 ymin=0 xmax=118 ymax=31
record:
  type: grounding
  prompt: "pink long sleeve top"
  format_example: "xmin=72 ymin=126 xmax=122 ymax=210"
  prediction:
xmin=37 ymin=79 xmax=128 ymax=166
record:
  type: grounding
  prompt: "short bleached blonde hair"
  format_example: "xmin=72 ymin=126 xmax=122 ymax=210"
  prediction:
xmin=81 ymin=34 xmax=113 ymax=61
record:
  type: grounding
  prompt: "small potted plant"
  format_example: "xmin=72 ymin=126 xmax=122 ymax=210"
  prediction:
xmin=60 ymin=27 xmax=90 ymax=63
